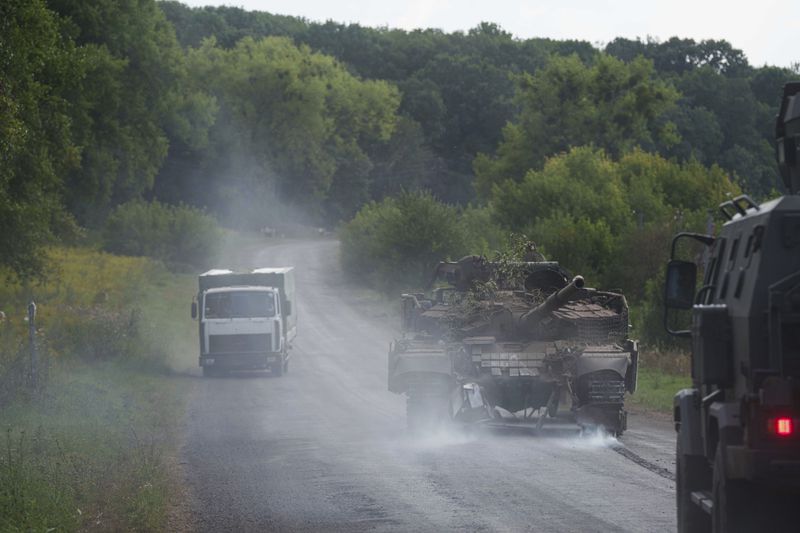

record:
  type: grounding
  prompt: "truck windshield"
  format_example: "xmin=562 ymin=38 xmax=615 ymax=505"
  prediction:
xmin=204 ymin=291 xmax=275 ymax=319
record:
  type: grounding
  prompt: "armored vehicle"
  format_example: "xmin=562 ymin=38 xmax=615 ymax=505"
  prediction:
xmin=665 ymin=83 xmax=800 ymax=532
xmin=388 ymin=255 xmax=639 ymax=435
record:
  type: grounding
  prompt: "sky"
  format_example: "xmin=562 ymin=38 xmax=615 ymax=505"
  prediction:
xmin=178 ymin=0 xmax=799 ymax=68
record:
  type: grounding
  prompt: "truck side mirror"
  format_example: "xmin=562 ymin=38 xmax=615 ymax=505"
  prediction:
xmin=665 ymin=260 xmax=697 ymax=310
xmin=191 ymin=301 xmax=198 ymax=319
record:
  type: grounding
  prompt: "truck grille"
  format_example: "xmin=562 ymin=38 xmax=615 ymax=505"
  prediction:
xmin=208 ymin=334 xmax=271 ymax=354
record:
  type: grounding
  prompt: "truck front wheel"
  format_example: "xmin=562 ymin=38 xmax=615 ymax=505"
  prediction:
xmin=271 ymin=354 xmax=285 ymax=377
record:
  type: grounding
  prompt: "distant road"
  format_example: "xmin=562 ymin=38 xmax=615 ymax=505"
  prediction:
xmin=182 ymin=239 xmax=676 ymax=532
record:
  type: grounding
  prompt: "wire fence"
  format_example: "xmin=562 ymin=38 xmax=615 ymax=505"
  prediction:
xmin=0 ymin=301 xmax=48 ymax=408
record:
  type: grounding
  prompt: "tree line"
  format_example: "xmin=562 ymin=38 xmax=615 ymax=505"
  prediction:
xmin=2 ymin=0 xmax=797 ymax=288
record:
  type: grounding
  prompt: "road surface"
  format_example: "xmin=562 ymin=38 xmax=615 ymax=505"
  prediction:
xmin=181 ymin=239 xmax=676 ymax=532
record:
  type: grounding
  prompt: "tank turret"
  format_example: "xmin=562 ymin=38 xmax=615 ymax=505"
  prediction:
xmin=519 ymin=275 xmax=585 ymax=329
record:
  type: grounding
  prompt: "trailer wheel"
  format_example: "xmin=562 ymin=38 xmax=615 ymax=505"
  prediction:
xmin=676 ymin=438 xmax=710 ymax=533
xmin=283 ymin=358 xmax=289 ymax=374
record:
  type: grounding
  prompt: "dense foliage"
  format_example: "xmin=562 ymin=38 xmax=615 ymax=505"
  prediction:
xmin=160 ymin=35 xmax=400 ymax=224
xmin=341 ymin=148 xmax=739 ymax=343
xmin=160 ymin=3 xmax=796 ymax=203
xmin=491 ymin=147 xmax=739 ymax=293
xmin=0 ymin=0 xmax=78 ymax=277
xmin=474 ymin=55 xmax=680 ymax=196
xmin=103 ymin=200 xmax=222 ymax=268
xmin=3 ymin=0 xmax=797 ymax=343
xmin=0 ymin=247 xmax=194 ymax=530
xmin=340 ymin=191 xmax=501 ymax=291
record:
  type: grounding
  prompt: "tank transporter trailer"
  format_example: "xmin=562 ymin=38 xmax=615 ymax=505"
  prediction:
xmin=388 ymin=255 xmax=638 ymax=435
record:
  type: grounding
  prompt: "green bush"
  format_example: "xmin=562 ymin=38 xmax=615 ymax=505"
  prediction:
xmin=489 ymin=147 xmax=740 ymax=344
xmin=103 ymin=200 xmax=222 ymax=269
xmin=532 ymin=213 xmax=615 ymax=283
xmin=340 ymin=191 xmax=499 ymax=291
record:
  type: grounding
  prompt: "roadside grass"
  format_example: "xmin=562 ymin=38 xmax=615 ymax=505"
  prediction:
xmin=0 ymin=361 xmax=185 ymax=532
xmin=0 ymin=246 xmax=195 ymax=531
xmin=629 ymin=348 xmax=692 ymax=412
xmin=630 ymin=368 xmax=692 ymax=413
xmin=134 ymin=265 xmax=197 ymax=373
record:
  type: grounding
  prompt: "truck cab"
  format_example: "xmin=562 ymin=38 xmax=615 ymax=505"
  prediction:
xmin=193 ymin=268 xmax=296 ymax=376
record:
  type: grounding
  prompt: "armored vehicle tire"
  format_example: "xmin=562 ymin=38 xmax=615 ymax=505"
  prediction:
xmin=711 ymin=444 xmax=757 ymax=533
xmin=711 ymin=444 xmax=795 ymax=532
xmin=676 ymin=438 xmax=711 ymax=533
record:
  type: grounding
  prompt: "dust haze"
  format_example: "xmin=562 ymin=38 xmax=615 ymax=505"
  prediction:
xmin=178 ymin=236 xmax=676 ymax=532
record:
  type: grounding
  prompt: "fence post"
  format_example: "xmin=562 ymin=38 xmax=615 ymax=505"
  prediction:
xmin=28 ymin=301 xmax=37 ymax=388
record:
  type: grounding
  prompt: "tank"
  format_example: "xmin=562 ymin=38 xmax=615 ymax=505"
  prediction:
xmin=388 ymin=254 xmax=639 ymax=435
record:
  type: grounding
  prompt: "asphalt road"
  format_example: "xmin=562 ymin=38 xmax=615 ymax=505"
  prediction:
xmin=182 ymin=239 xmax=677 ymax=532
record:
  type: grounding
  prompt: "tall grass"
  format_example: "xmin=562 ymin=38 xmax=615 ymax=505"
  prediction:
xmin=629 ymin=348 xmax=692 ymax=412
xmin=0 ymin=246 xmax=194 ymax=531
xmin=0 ymin=362 xmax=183 ymax=531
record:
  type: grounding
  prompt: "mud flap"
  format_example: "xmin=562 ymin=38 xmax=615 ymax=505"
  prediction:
xmin=454 ymin=383 xmax=493 ymax=423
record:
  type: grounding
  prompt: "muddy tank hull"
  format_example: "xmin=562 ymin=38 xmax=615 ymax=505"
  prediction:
xmin=389 ymin=258 xmax=638 ymax=435
xmin=389 ymin=336 xmax=638 ymax=435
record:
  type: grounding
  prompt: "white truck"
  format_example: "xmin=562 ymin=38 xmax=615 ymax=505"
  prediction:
xmin=191 ymin=268 xmax=296 ymax=377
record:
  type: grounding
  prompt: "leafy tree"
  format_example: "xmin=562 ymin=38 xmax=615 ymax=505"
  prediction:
xmin=164 ymin=36 xmax=400 ymax=225
xmin=103 ymin=200 xmax=222 ymax=268
xmin=490 ymin=148 xmax=738 ymax=294
xmin=340 ymin=191 xmax=474 ymax=291
xmin=366 ymin=117 xmax=441 ymax=199
xmin=46 ymin=0 xmax=217 ymax=224
xmin=750 ymin=66 xmax=796 ymax=107
xmin=161 ymin=4 xmax=607 ymax=205
xmin=474 ymin=54 xmax=679 ymax=197
xmin=606 ymin=37 xmax=749 ymax=76
xmin=677 ymin=67 xmax=778 ymax=195
xmin=159 ymin=2 xmax=306 ymax=49
xmin=660 ymin=105 xmax=724 ymax=165
xmin=0 ymin=0 xmax=79 ymax=277
xmin=491 ymin=147 xmax=630 ymax=234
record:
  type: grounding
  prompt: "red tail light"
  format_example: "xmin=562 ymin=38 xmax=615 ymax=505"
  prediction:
xmin=776 ymin=417 xmax=793 ymax=436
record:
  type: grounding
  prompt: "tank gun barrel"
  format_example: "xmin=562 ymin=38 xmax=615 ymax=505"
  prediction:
xmin=519 ymin=275 xmax=585 ymax=327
